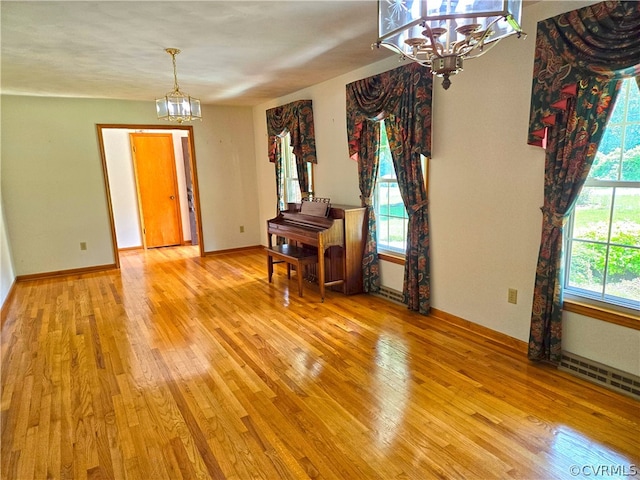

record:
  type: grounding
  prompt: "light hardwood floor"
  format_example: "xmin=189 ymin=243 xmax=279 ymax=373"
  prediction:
xmin=1 ymin=246 xmax=638 ymax=479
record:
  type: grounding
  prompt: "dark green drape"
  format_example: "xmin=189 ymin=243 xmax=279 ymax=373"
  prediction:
xmin=346 ymin=63 xmax=432 ymax=313
xmin=527 ymin=1 xmax=640 ymax=363
xmin=356 ymin=121 xmax=382 ymax=293
xmin=528 ymin=1 xmax=640 ymax=146
xmin=529 ymin=79 xmax=620 ymax=363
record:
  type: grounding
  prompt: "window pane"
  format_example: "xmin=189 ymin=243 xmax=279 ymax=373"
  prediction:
xmin=388 ymin=187 xmax=406 ymax=219
xmin=605 ymin=246 xmax=640 ymax=303
xmin=568 ymin=241 xmax=606 ymax=294
xmin=621 ymin=124 xmax=640 ymax=181
xmin=611 ymin=188 xmax=640 ymax=247
xmin=379 ymin=126 xmax=396 ymax=179
xmin=388 ymin=217 xmax=407 ymax=252
xmin=573 ymin=187 xmax=612 ymax=242
xmin=279 ymin=132 xmax=312 ymax=209
xmin=378 ymin=183 xmax=391 ymax=217
xmin=591 ymin=126 xmax=621 ymax=180
xmin=285 ymin=178 xmax=301 ymax=204
xmin=375 ymin=119 xmax=410 ymax=254
xmin=608 ymin=85 xmax=627 ymax=124
xmin=380 ymin=160 xmax=396 ymax=179
xmin=378 ymin=216 xmax=390 ymax=246
xmin=627 ymin=83 xmax=640 ymax=123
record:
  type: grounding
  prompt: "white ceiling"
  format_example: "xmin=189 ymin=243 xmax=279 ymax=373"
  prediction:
xmin=1 ymin=1 xmax=394 ymax=106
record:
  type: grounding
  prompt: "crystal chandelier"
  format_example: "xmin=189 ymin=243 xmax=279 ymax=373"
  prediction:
xmin=156 ymin=48 xmax=202 ymax=123
xmin=375 ymin=0 xmax=525 ymax=89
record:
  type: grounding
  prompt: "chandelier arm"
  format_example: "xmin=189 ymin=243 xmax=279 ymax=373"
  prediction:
xmin=379 ymin=41 xmax=432 ymax=67
xmin=463 ymin=15 xmax=509 ymax=54
xmin=461 ymin=36 xmax=505 ymax=60
xmin=453 ymin=41 xmax=470 ymax=55
xmin=423 ymin=25 xmax=442 ymax=58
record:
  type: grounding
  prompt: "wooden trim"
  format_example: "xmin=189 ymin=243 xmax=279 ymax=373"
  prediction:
xmin=563 ymin=300 xmax=640 ymax=331
xmin=118 ymin=246 xmax=144 ymax=252
xmin=379 ymin=252 xmax=405 ymax=265
xmin=96 ymin=124 xmax=194 ymax=131
xmin=95 ymin=124 xmax=206 ymax=259
xmin=15 ymin=263 xmax=117 ymax=282
xmin=1 ymin=280 xmax=17 ymax=328
xmin=185 ymin=133 xmax=206 ymax=259
xmin=430 ymin=307 xmax=529 ymax=355
xmin=96 ymin=125 xmax=121 ymax=269
xmin=205 ymin=246 xmax=263 ymax=256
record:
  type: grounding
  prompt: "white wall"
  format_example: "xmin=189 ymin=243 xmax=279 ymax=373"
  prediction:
xmin=197 ymin=106 xmax=261 ymax=252
xmin=102 ymin=128 xmax=144 ymax=248
xmin=252 ymin=0 xmax=639 ymax=375
xmin=1 ymin=96 xmax=259 ymax=276
xmin=1 ymin=91 xmax=16 ymax=306
xmin=102 ymin=128 xmax=192 ymax=249
xmin=0 ymin=199 xmax=15 ymax=306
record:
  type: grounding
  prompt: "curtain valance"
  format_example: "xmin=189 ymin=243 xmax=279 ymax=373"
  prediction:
xmin=266 ymin=99 xmax=317 ymax=163
xmin=347 ymin=62 xmax=432 ymax=162
xmin=527 ymin=1 xmax=640 ymax=146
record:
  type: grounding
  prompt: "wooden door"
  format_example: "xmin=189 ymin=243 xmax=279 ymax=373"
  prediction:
xmin=130 ymin=133 xmax=183 ymax=248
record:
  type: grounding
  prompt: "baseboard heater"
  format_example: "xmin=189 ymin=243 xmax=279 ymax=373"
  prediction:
xmin=560 ymin=351 xmax=640 ymax=400
xmin=373 ymin=285 xmax=405 ymax=304
xmin=374 ymin=286 xmax=640 ymax=401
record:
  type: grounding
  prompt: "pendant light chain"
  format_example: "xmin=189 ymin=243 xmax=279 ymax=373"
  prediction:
xmin=171 ymin=50 xmax=180 ymax=93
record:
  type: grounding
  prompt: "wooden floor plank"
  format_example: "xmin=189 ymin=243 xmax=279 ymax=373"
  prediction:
xmin=2 ymin=246 xmax=638 ymax=479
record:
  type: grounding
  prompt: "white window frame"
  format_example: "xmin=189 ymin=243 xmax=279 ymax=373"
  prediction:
xmin=374 ymin=121 xmax=428 ymax=259
xmin=564 ymin=78 xmax=640 ymax=315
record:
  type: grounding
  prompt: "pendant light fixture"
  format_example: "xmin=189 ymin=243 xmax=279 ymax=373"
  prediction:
xmin=155 ymin=48 xmax=202 ymax=123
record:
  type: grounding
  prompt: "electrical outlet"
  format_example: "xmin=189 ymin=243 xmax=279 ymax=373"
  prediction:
xmin=80 ymin=242 xmax=87 ymax=251
xmin=508 ymin=288 xmax=518 ymax=304
xmin=239 ymin=226 xmax=245 ymax=233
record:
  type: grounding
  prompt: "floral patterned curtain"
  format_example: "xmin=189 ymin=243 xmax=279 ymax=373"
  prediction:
xmin=357 ymin=121 xmax=382 ymax=293
xmin=273 ymin=139 xmax=283 ymax=214
xmin=346 ymin=62 xmax=432 ymax=313
xmin=528 ymin=1 xmax=640 ymax=146
xmin=527 ymin=1 xmax=640 ymax=363
xmin=266 ymin=100 xmax=317 ymax=210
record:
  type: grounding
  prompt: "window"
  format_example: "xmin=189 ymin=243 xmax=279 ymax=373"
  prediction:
xmin=279 ymin=133 xmax=313 ymax=211
xmin=565 ymin=78 xmax=640 ymax=311
xmin=375 ymin=123 xmax=408 ymax=255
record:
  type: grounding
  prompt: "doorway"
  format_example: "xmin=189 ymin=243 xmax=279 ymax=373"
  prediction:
xmin=97 ymin=124 xmax=205 ymax=267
